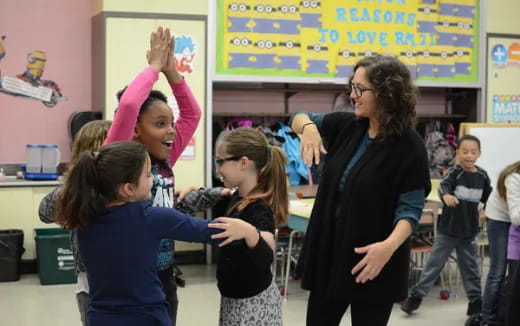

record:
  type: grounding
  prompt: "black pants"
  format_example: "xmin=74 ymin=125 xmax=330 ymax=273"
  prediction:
xmin=506 ymin=260 xmax=520 ymax=326
xmin=306 ymin=290 xmax=393 ymax=326
xmin=158 ymin=265 xmax=178 ymax=326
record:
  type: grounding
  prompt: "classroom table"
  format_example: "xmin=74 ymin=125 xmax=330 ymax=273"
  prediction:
xmin=282 ymin=186 xmax=315 ymax=299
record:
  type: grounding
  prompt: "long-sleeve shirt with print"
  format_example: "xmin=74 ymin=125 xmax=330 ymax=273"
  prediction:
xmin=38 ymin=185 xmax=224 ymax=276
xmin=79 ymin=201 xmax=223 ymax=326
xmin=437 ymin=164 xmax=492 ymax=238
xmin=101 ymin=67 xmax=201 ymax=271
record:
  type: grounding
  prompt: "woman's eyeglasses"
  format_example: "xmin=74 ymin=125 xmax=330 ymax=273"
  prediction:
xmin=347 ymin=83 xmax=373 ymax=97
xmin=215 ymin=156 xmax=241 ymax=166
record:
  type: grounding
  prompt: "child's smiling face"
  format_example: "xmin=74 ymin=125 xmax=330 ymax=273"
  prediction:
xmin=134 ymin=101 xmax=176 ymax=160
xmin=457 ymin=139 xmax=481 ymax=171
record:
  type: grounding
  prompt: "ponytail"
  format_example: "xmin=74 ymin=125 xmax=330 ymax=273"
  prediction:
xmin=56 ymin=151 xmax=105 ymax=230
xmin=56 ymin=141 xmax=149 ymax=230
xmin=223 ymin=128 xmax=289 ymax=226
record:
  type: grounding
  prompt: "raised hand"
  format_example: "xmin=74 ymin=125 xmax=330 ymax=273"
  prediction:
xmin=147 ymin=26 xmax=171 ymax=73
xmin=162 ymin=33 xmax=183 ymax=84
xmin=300 ymin=123 xmax=327 ymax=166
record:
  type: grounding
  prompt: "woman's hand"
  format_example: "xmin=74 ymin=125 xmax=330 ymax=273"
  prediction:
xmin=147 ymin=26 xmax=171 ymax=73
xmin=351 ymin=241 xmax=395 ymax=283
xmin=300 ymin=124 xmax=327 ymax=166
xmin=208 ymin=217 xmax=259 ymax=248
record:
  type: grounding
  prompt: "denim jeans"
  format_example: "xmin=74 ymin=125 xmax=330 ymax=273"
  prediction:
xmin=411 ymin=232 xmax=481 ymax=301
xmin=482 ymin=219 xmax=510 ymax=322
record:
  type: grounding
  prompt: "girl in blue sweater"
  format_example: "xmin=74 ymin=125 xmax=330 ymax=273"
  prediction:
xmin=55 ymin=141 xmax=259 ymax=326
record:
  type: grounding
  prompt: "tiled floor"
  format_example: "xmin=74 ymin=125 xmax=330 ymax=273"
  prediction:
xmin=0 ymin=264 xmax=473 ymax=325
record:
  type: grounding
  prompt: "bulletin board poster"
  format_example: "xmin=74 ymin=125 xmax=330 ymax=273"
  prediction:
xmin=487 ymin=36 xmax=520 ymax=123
xmin=104 ymin=16 xmax=206 ymax=189
xmin=215 ymin=0 xmax=480 ymax=84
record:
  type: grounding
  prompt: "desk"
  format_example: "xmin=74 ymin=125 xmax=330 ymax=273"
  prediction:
xmin=282 ymin=197 xmax=314 ymax=299
xmin=288 ymin=198 xmax=313 ymax=233
xmin=289 ymin=184 xmax=318 ymax=199
xmin=427 ymin=179 xmax=441 ymax=203
xmin=287 ymin=179 xmax=441 ymax=233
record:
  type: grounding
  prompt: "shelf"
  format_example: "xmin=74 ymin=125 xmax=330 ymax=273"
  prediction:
xmin=213 ymin=112 xmax=292 ymax=117
xmin=417 ymin=114 xmax=467 ymax=119
xmin=213 ymin=82 xmax=345 ymax=93
xmin=213 ymin=112 xmax=467 ymax=119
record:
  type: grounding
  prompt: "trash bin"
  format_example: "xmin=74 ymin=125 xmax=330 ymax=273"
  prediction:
xmin=34 ymin=228 xmax=76 ymax=285
xmin=0 ymin=229 xmax=25 ymax=282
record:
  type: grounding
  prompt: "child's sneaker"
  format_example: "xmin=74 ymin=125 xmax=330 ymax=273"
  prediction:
xmin=401 ymin=295 xmax=423 ymax=315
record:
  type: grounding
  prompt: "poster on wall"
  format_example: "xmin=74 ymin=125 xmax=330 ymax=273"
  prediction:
xmin=174 ymin=34 xmax=198 ymax=75
xmin=0 ymin=35 xmax=67 ymax=107
xmin=487 ymin=36 xmax=520 ymax=123
xmin=215 ymin=0 xmax=480 ymax=84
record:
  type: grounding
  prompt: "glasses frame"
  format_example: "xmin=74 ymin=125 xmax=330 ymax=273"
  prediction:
xmin=348 ymin=83 xmax=373 ymax=97
xmin=215 ymin=156 xmax=241 ymax=166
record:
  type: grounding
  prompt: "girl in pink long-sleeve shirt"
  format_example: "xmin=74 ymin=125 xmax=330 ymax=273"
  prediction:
xmin=103 ymin=27 xmax=201 ymax=326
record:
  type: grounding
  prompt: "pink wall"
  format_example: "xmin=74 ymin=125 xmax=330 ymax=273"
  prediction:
xmin=0 ymin=0 xmax=92 ymax=163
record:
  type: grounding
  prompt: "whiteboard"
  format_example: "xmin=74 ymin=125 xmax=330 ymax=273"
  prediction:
xmin=463 ymin=126 xmax=520 ymax=186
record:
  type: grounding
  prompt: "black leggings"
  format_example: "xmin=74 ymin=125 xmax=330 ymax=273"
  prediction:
xmin=306 ymin=290 xmax=393 ymax=326
xmin=158 ymin=265 xmax=179 ymax=326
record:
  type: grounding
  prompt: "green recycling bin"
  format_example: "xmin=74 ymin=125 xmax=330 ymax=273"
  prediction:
xmin=34 ymin=228 xmax=76 ymax=285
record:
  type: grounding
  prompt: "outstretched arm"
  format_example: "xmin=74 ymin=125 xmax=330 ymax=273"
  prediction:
xmin=290 ymin=112 xmax=327 ymax=166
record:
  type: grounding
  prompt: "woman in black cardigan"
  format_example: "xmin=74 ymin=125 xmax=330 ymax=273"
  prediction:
xmin=291 ymin=55 xmax=431 ymax=326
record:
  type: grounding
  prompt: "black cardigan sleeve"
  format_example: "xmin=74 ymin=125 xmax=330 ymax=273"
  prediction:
xmin=321 ymin=112 xmax=358 ymax=150
xmin=396 ymin=129 xmax=432 ymax=198
xmin=240 ymin=202 xmax=275 ymax=268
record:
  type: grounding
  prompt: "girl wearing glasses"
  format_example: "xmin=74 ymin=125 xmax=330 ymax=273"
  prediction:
xmin=205 ymin=127 xmax=288 ymax=326
xmin=290 ymin=55 xmax=431 ymax=326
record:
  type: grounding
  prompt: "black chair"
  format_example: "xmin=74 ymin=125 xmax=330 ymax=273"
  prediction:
xmin=69 ymin=111 xmax=103 ymax=145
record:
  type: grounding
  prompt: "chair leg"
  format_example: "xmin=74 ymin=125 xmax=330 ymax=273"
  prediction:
xmin=273 ymin=229 xmax=278 ymax=280
xmin=284 ymin=230 xmax=297 ymax=301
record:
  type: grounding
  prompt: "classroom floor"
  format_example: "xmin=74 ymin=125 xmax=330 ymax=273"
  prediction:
xmin=0 ymin=264 xmax=478 ymax=326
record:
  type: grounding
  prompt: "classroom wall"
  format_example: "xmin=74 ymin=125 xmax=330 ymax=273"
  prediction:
xmin=98 ymin=0 xmax=208 ymax=15
xmin=0 ymin=0 xmax=92 ymax=164
xmin=0 ymin=186 xmax=57 ymax=260
xmin=486 ymin=0 xmax=520 ymax=35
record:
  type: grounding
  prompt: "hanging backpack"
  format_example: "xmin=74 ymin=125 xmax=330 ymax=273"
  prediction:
xmin=424 ymin=121 xmax=456 ymax=178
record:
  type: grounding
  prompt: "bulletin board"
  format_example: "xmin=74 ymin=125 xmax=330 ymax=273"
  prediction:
xmin=486 ymin=35 xmax=520 ymax=123
xmin=459 ymin=123 xmax=520 ymax=185
xmin=214 ymin=0 xmax=481 ymax=86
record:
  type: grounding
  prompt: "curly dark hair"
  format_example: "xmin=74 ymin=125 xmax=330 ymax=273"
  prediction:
xmin=116 ymin=87 xmax=168 ymax=118
xmin=348 ymin=55 xmax=417 ymax=141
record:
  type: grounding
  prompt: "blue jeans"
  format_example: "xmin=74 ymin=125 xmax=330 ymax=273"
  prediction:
xmin=411 ymin=232 xmax=481 ymax=301
xmin=482 ymin=219 xmax=510 ymax=322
